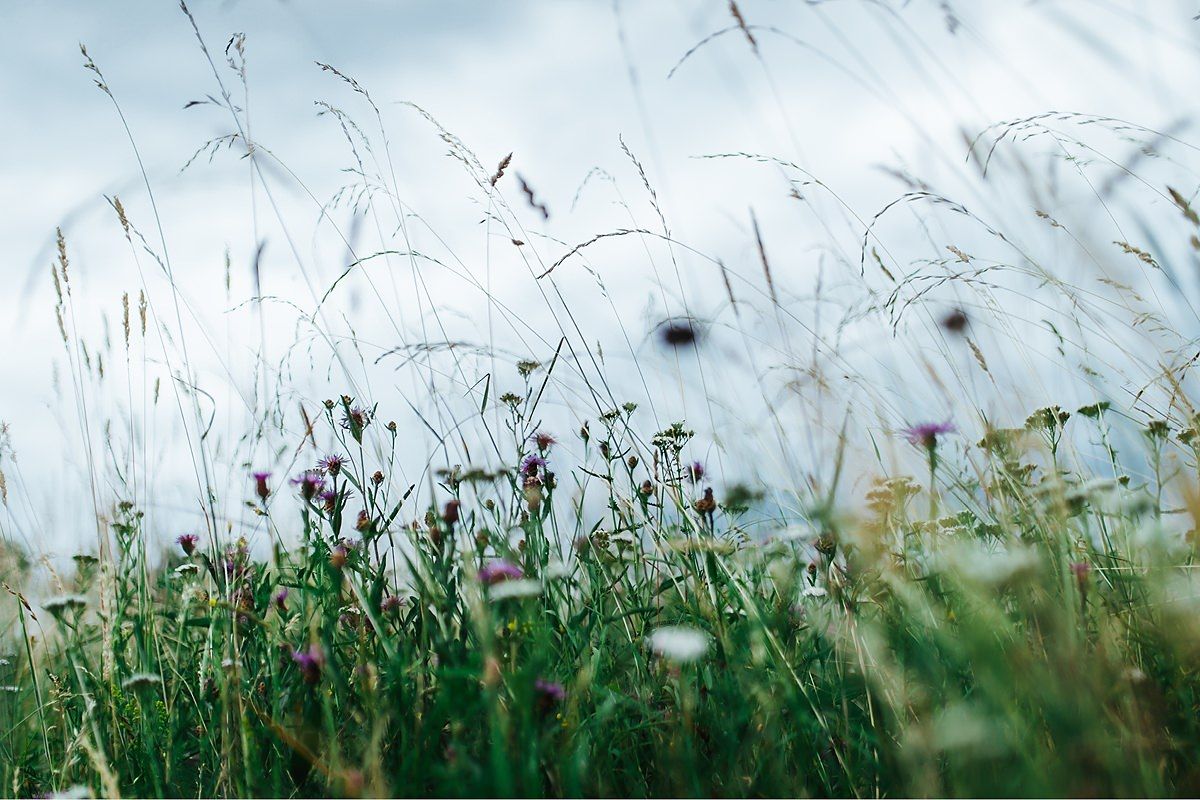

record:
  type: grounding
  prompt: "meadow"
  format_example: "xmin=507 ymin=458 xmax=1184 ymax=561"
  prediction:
xmin=4 ymin=2 xmax=1200 ymax=797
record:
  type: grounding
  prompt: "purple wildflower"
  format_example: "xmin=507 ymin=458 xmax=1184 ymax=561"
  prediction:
xmin=442 ymin=499 xmax=461 ymax=526
xmin=687 ymin=461 xmax=705 ymax=483
xmin=531 ymin=431 xmax=557 ymax=451
xmin=330 ymin=544 xmax=348 ymax=570
xmin=317 ymin=454 xmax=345 ymax=476
xmin=341 ymin=406 xmax=373 ymax=442
xmin=252 ymin=471 xmax=271 ymax=501
xmin=319 ymin=490 xmax=338 ymax=514
xmin=901 ymin=421 xmax=956 ymax=449
xmin=381 ymin=595 xmax=404 ymax=614
xmin=176 ymin=533 xmax=199 ymax=556
xmin=291 ymin=643 xmax=325 ymax=685
xmin=291 ymin=470 xmax=326 ymax=501
xmin=478 ymin=559 xmax=523 ymax=585
xmin=273 ymin=588 xmax=289 ymax=611
xmin=520 ymin=454 xmax=547 ymax=478
xmin=535 ymin=678 xmax=565 ymax=704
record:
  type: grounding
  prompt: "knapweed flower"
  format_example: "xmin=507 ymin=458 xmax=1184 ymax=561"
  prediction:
xmin=291 ymin=470 xmax=326 ymax=501
xmin=381 ymin=594 xmax=404 ymax=614
xmin=520 ymin=454 xmax=547 ymax=480
xmin=273 ymin=588 xmax=289 ymax=611
xmin=687 ymin=460 xmax=705 ymax=483
xmin=531 ymin=431 xmax=556 ymax=451
xmin=647 ymin=625 xmax=710 ymax=664
xmin=341 ymin=405 xmax=373 ymax=442
xmin=252 ymin=471 xmax=272 ymax=501
xmin=534 ymin=678 xmax=565 ymax=709
xmin=291 ymin=643 xmax=325 ymax=685
xmin=478 ymin=559 xmax=523 ymax=585
xmin=902 ymin=421 xmax=956 ymax=449
xmin=317 ymin=454 xmax=346 ymax=476
xmin=319 ymin=490 xmax=338 ymax=514
xmin=176 ymin=533 xmax=199 ymax=556
xmin=329 ymin=544 xmax=348 ymax=570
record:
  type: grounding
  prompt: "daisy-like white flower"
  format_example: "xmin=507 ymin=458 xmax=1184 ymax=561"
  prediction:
xmin=174 ymin=563 xmax=200 ymax=577
xmin=647 ymin=625 xmax=710 ymax=663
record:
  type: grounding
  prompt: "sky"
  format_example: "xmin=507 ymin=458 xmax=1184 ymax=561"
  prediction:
xmin=2 ymin=0 xmax=1200 ymax=557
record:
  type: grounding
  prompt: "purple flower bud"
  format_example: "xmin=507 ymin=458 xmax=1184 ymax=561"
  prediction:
xmin=901 ymin=421 xmax=956 ymax=449
xmin=176 ymin=533 xmax=199 ymax=556
xmin=478 ymin=559 xmax=523 ymax=585
xmin=252 ymin=471 xmax=272 ymax=501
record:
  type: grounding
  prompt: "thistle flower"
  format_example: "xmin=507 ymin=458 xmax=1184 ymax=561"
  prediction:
xmin=273 ymin=588 xmax=289 ymax=611
xmin=291 ymin=470 xmax=326 ymax=501
xmin=531 ymin=431 xmax=556 ymax=451
xmin=291 ymin=643 xmax=325 ymax=685
xmin=647 ymin=625 xmax=710 ymax=663
xmin=442 ymin=499 xmax=461 ymax=526
xmin=687 ymin=461 xmax=705 ymax=482
xmin=478 ymin=559 xmax=523 ymax=585
xmin=381 ymin=594 xmax=404 ymax=614
xmin=319 ymin=490 xmax=338 ymax=514
xmin=902 ymin=421 xmax=956 ymax=449
xmin=534 ymin=678 xmax=565 ymax=709
xmin=252 ymin=471 xmax=271 ymax=501
xmin=341 ymin=405 xmax=373 ymax=442
xmin=330 ymin=544 xmax=348 ymax=570
xmin=520 ymin=454 xmax=547 ymax=479
xmin=176 ymin=533 xmax=199 ymax=556
xmin=317 ymin=454 xmax=345 ymax=476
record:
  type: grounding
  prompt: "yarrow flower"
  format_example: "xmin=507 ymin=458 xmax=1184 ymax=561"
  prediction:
xmin=176 ymin=533 xmax=199 ymax=556
xmin=42 ymin=594 xmax=88 ymax=617
xmin=478 ymin=559 xmax=523 ymax=585
xmin=291 ymin=470 xmax=326 ymax=501
xmin=120 ymin=672 xmax=163 ymax=692
xmin=901 ymin=421 xmax=956 ymax=449
xmin=251 ymin=471 xmax=271 ymax=501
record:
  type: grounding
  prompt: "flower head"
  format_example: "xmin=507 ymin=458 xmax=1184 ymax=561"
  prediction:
xmin=120 ymin=672 xmax=163 ymax=692
xmin=273 ymin=588 xmax=289 ymax=611
xmin=901 ymin=421 xmax=956 ymax=449
xmin=176 ymin=533 xmax=199 ymax=556
xmin=317 ymin=454 xmax=346 ymax=476
xmin=687 ymin=461 xmax=705 ymax=483
xmin=520 ymin=454 xmax=547 ymax=478
xmin=647 ymin=625 xmax=710 ymax=663
xmin=291 ymin=643 xmax=325 ymax=685
xmin=531 ymin=431 xmax=557 ymax=451
xmin=290 ymin=470 xmax=326 ymax=501
xmin=478 ymin=559 xmax=523 ymax=585
xmin=534 ymin=678 xmax=565 ymax=708
xmin=381 ymin=594 xmax=404 ymax=614
xmin=341 ymin=405 xmax=373 ymax=442
xmin=251 ymin=471 xmax=271 ymax=501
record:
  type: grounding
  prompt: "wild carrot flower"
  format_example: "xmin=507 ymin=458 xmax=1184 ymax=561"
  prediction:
xmin=478 ymin=559 xmax=523 ymax=585
xmin=291 ymin=470 xmax=325 ymax=501
xmin=252 ymin=471 xmax=271 ymax=501
xmin=176 ymin=533 xmax=199 ymax=556
xmin=902 ymin=421 xmax=956 ymax=449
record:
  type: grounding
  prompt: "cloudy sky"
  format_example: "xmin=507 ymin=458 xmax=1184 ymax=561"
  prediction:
xmin=2 ymin=1 xmax=1198 ymax=555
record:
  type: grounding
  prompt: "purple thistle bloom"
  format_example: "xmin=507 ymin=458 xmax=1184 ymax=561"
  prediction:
xmin=901 ymin=421 xmax=956 ymax=449
xmin=251 ymin=471 xmax=271 ymax=501
xmin=291 ymin=643 xmax=325 ymax=685
xmin=478 ymin=559 xmax=523 ymax=585
xmin=520 ymin=454 xmax=547 ymax=478
xmin=687 ymin=461 xmax=705 ymax=483
xmin=535 ymin=678 xmax=565 ymax=704
xmin=176 ymin=533 xmax=199 ymax=556
xmin=381 ymin=594 xmax=404 ymax=614
xmin=317 ymin=454 xmax=346 ymax=476
xmin=341 ymin=406 xmax=373 ymax=442
xmin=531 ymin=431 xmax=557 ymax=451
xmin=273 ymin=588 xmax=289 ymax=610
xmin=291 ymin=470 xmax=326 ymax=501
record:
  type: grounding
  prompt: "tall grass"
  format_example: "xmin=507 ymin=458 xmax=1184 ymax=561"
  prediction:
xmin=4 ymin=2 xmax=1200 ymax=797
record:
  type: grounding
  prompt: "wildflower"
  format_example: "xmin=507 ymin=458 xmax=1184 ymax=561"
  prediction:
xmin=687 ymin=461 xmax=705 ymax=482
xmin=120 ymin=672 xmax=163 ymax=692
xmin=1070 ymin=561 xmax=1091 ymax=582
xmin=694 ymin=487 xmax=716 ymax=523
xmin=478 ymin=559 xmax=523 ymax=585
xmin=902 ymin=421 xmax=956 ymax=449
xmin=174 ymin=563 xmax=200 ymax=578
xmin=381 ymin=594 xmax=404 ymax=614
xmin=317 ymin=454 xmax=345 ymax=476
xmin=330 ymin=544 xmax=348 ymax=570
xmin=520 ymin=454 xmax=547 ymax=479
xmin=176 ymin=533 xmax=199 ymax=556
xmin=251 ymin=471 xmax=271 ymax=501
xmin=535 ymin=678 xmax=566 ymax=710
xmin=372 ymin=470 xmax=384 ymax=486
xmin=341 ymin=405 xmax=373 ymax=442
xmin=356 ymin=510 xmax=372 ymax=532
xmin=442 ymin=499 xmax=461 ymax=527
xmin=273 ymin=588 xmax=289 ymax=611
xmin=647 ymin=625 xmax=710 ymax=663
xmin=291 ymin=470 xmax=325 ymax=501
xmin=941 ymin=308 xmax=968 ymax=333
xmin=42 ymin=594 xmax=88 ymax=617
xmin=658 ymin=317 xmax=700 ymax=348
xmin=532 ymin=431 xmax=556 ymax=451
xmin=640 ymin=479 xmax=654 ymax=497
xmin=291 ymin=643 xmax=325 ymax=685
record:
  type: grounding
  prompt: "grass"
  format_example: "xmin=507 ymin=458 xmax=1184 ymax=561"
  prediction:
xmin=6 ymin=2 xmax=1200 ymax=797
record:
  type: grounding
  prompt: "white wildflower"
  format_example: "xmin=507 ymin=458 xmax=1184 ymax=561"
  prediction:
xmin=488 ymin=579 xmax=543 ymax=601
xmin=647 ymin=625 xmax=710 ymax=663
xmin=120 ymin=672 xmax=163 ymax=691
